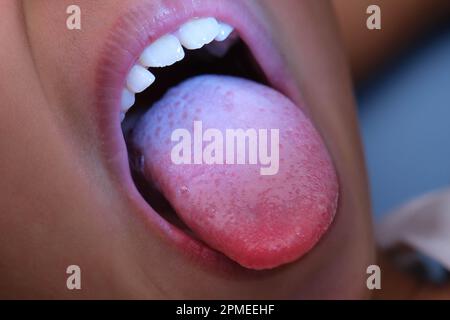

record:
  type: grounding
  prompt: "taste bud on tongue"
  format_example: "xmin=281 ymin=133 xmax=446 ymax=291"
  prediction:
xmin=170 ymin=120 xmax=280 ymax=176
xmin=131 ymin=75 xmax=339 ymax=270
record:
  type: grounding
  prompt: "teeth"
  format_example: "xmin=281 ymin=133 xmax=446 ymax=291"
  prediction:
xmin=139 ymin=34 xmax=185 ymax=68
xmin=176 ymin=17 xmax=220 ymax=50
xmin=121 ymin=18 xmax=234 ymax=121
xmin=126 ymin=64 xmax=155 ymax=93
xmin=121 ymin=88 xmax=135 ymax=113
xmin=215 ymin=22 xmax=234 ymax=42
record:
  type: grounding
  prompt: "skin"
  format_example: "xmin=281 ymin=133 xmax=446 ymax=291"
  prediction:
xmin=333 ymin=0 xmax=450 ymax=81
xmin=0 ymin=0 xmax=373 ymax=299
xmin=333 ymin=0 xmax=450 ymax=298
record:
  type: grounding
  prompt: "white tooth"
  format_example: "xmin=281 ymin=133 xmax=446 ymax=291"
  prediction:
xmin=126 ymin=65 xmax=155 ymax=93
xmin=215 ymin=22 xmax=234 ymax=42
xmin=121 ymin=88 xmax=135 ymax=112
xmin=176 ymin=17 xmax=220 ymax=50
xmin=139 ymin=34 xmax=185 ymax=68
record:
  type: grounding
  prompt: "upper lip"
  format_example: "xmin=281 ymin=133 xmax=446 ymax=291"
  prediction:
xmin=93 ymin=0 xmax=305 ymax=277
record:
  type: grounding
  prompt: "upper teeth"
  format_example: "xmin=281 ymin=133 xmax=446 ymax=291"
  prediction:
xmin=215 ymin=22 xmax=234 ymax=42
xmin=126 ymin=64 xmax=156 ymax=93
xmin=139 ymin=34 xmax=185 ymax=68
xmin=176 ymin=17 xmax=220 ymax=50
xmin=120 ymin=17 xmax=234 ymax=119
xmin=121 ymin=88 xmax=135 ymax=112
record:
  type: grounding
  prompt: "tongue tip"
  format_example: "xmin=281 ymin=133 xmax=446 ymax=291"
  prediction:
xmin=216 ymin=219 xmax=337 ymax=270
xmin=226 ymin=246 xmax=313 ymax=270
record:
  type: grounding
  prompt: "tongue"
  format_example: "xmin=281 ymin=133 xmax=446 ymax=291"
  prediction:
xmin=131 ymin=75 xmax=338 ymax=270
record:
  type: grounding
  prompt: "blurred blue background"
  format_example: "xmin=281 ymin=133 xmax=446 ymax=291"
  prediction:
xmin=357 ymin=25 xmax=450 ymax=220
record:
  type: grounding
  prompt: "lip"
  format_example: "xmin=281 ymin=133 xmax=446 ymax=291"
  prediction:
xmin=94 ymin=0 xmax=311 ymax=277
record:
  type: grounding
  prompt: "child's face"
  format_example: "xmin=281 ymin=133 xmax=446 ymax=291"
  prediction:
xmin=0 ymin=0 xmax=373 ymax=298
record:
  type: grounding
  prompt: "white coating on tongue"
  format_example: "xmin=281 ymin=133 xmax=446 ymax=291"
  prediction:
xmin=131 ymin=75 xmax=338 ymax=270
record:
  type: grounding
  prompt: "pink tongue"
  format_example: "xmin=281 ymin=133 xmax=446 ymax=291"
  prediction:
xmin=131 ymin=75 xmax=338 ymax=270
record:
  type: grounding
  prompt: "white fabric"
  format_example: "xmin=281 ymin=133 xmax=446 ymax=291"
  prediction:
xmin=376 ymin=187 xmax=450 ymax=271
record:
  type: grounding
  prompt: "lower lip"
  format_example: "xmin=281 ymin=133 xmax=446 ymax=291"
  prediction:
xmin=94 ymin=0 xmax=309 ymax=277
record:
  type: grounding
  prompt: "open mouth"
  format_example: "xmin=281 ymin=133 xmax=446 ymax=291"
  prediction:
xmin=95 ymin=1 xmax=338 ymax=273
xmin=121 ymin=20 xmax=266 ymax=132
